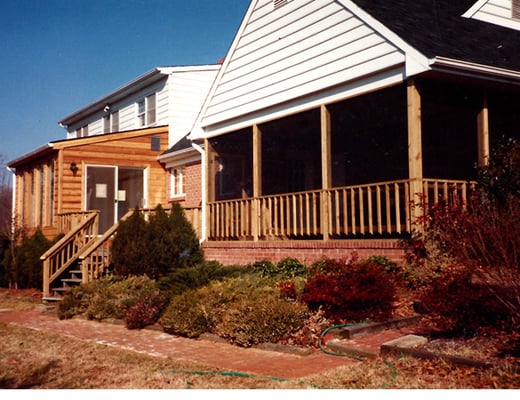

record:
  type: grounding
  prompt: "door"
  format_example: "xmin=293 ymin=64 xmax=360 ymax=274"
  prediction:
xmin=86 ymin=165 xmax=145 ymax=233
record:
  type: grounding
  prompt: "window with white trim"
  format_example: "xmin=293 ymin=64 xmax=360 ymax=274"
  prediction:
xmin=103 ymin=115 xmax=110 ymax=133
xmin=136 ymin=93 xmax=156 ymax=127
xmin=170 ymin=167 xmax=185 ymax=197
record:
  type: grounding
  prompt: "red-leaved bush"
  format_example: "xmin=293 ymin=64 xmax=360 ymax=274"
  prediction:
xmin=125 ymin=291 xmax=168 ymax=330
xmin=301 ymin=257 xmax=396 ymax=323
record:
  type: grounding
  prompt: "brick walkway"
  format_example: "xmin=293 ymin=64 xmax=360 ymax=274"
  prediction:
xmin=0 ymin=306 xmax=372 ymax=379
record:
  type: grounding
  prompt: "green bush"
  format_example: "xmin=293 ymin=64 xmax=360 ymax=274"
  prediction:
xmin=111 ymin=204 xmax=203 ymax=279
xmin=111 ymin=207 xmax=149 ymax=277
xmin=11 ymin=229 xmax=52 ymax=289
xmin=216 ymin=293 xmax=309 ymax=347
xmin=157 ymin=261 xmax=250 ymax=297
xmin=159 ymin=275 xmax=307 ymax=345
xmin=251 ymin=257 xmax=307 ymax=279
xmin=57 ymin=281 xmax=96 ymax=320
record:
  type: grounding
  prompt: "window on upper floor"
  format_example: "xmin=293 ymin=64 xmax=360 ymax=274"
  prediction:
xmin=170 ymin=167 xmax=185 ymax=198
xmin=103 ymin=115 xmax=110 ymax=133
xmin=103 ymin=111 xmax=120 ymax=133
xmin=111 ymin=110 xmax=119 ymax=132
xmin=514 ymin=0 xmax=520 ymax=19
xmin=137 ymin=93 xmax=156 ymax=127
xmin=76 ymin=125 xmax=89 ymax=138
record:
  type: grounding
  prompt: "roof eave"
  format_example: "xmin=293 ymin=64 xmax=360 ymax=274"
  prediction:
xmin=7 ymin=143 xmax=55 ymax=168
xmin=58 ymin=68 xmax=170 ymax=127
xmin=430 ymin=56 xmax=520 ymax=84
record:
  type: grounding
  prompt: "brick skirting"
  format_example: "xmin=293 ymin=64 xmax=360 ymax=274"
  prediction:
xmin=202 ymin=239 xmax=408 ymax=266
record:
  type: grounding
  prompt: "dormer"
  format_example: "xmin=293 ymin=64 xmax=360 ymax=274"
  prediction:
xmin=463 ymin=0 xmax=520 ymax=31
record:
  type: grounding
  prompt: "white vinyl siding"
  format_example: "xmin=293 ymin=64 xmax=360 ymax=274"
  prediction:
xmin=201 ymin=0 xmax=404 ymax=127
xmin=464 ymin=0 xmax=520 ymax=30
xmin=169 ymin=69 xmax=220 ymax=146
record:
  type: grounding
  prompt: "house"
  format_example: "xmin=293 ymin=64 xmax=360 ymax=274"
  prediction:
xmin=8 ymin=65 xmax=219 ymax=237
xmin=8 ymin=0 xmax=520 ymax=299
xmin=7 ymin=65 xmax=219 ymax=298
xmin=188 ymin=0 xmax=520 ymax=266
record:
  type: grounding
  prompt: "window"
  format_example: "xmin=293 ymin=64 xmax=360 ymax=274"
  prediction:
xmin=137 ymin=99 xmax=145 ymax=126
xmin=136 ymin=93 xmax=156 ymax=127
xmin=111 ymin=110 xmax=119 ymax=132
xmin=103 ymin=115 xmax=110 ymax=133
xmin=170 ymin=167 xmax=185 ymax=197
xmin=76 ymin=125 xmax=89 ymax=138
xmin=514 ymin=0 xmax=520 ymax=19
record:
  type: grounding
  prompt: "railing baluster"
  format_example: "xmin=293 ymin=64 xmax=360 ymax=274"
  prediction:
xmin=376 ymin=185 xmax=382 ymax=235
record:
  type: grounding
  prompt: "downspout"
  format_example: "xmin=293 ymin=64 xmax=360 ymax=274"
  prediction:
xmin=6 ymin=166 xmax=16 ymax=242
xmin=191 ymin=141 xmax=207 ymax=243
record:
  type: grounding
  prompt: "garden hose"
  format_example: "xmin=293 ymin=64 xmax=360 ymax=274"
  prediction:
xmin=319 ymin=322 xmax=370 ymax=361
xmin=164 ymin=370 xmax=323 ymax=389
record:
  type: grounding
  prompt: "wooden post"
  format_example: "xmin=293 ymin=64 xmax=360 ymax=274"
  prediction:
xmin=321 ymin=104 xmax=331 ymax=241
xmin=477 ymin=92 xmax=490 ymax=167
xmin=205 ymin=139 xmax=215 ymax=239
xmin=407 ymin=79 xmax=424 ymax=232
xmin=252 ymin=125 xmax=262 ymax=241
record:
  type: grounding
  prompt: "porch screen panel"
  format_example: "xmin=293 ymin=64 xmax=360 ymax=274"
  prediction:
xmin=329 ymin=84 xmax=408 ymax=187
xmin=488 ymin=89 xmax=520 ymax=148
xmin=117 ymin=167 xmax=144 ymax=220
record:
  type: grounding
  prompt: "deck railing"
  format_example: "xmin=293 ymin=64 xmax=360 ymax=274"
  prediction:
xmin=207 ymin=178 xmax=476 ymax=241
xmin=57 ymin=210 xmax=99 ymax=234
xmin=41 ymin=211 xmax=99 ymax=297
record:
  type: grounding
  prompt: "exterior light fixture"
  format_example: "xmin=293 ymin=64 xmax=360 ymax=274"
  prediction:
xmin=70 ymin=162 xmax=78 ymax=175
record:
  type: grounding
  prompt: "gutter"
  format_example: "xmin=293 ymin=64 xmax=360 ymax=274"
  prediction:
xmin=190 ymin=141 xmax=207 ymax=243
xmin=430 ymin=57 xmax=520 ymax=84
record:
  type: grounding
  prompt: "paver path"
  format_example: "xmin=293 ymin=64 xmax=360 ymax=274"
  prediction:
xmin=0 ymin=307 xmax=362 ymax=379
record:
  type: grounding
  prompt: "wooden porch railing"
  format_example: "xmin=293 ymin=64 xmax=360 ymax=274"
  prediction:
xmin=41 ymin=211 xmax=99 ymax=298
xmin=207 ymin=178 xmax=476 ymax=241
xmin=57 ymin=210 xmax=99 ymax=234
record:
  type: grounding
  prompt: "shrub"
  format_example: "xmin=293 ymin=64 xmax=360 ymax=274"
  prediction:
xmin=251 ymin=258 xmax=307 ymax=279
xmin=216 ymin=294 xmax=309 ymax=347
xmin=275 ymin=257 xmax=307 ymax=279
xmin=124 ymin=291 xmax=168 ymax=330
xmin=159 ymin=286 xmax=227 ymax=338
xmin=419 ymin=263 xmax=513 ymax=334
xmin=82 ymin=275 xmax=158 ymax=321
xmin=11 ymin=229 xmax=56 ymax=289
xmin=157 ymin=261 xmax=250 ymax=297
xmin=57 ymin=281 xmax=96 ymax=320
xmin=111 ymin=207 xmax=149 ymax=277
xmin=111 ymin=204 xmax=204 ymax=279
xmin=302 ymin=257 xmax=396 ymax=323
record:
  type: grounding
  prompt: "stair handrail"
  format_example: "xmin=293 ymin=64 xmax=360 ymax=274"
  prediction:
xmin=41 ymin=211 xmax=99 ymax=298
xmin=77 ymin=208 xmax=135 ymax=283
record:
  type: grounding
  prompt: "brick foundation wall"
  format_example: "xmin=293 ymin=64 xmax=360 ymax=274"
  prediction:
xmin=202 ymin=239 xmax=408 ymax=266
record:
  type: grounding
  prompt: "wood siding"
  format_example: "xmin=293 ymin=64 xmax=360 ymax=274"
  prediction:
xmin=13 ymin=127 xmax=168 ymax=238
xmin=464 ymin=0 xmax=520 ymax=30
xmin=201 ymin=0 xmax=404 ymax=128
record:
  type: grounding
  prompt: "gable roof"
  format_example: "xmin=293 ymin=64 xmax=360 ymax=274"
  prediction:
xmin=191 ymin=0 xmax=520 ymax=140
xmin=349 ymin=0 xmax=520 ymax=71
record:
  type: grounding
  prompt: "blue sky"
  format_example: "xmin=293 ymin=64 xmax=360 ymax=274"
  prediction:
xmin=0 ymin=0 xmax=249 ymax=166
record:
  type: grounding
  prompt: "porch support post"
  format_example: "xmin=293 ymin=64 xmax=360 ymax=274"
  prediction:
xmin=321 ymin=104 xmax=331 ymax=241
xmin=252 ymin=124 xmax=262 ymax=241
xmin=407 ymin=79 xmax=424 ymax=232
xmin=205 ymin=138 xmax=215 ymax=239
xmin=477 ymin=92 xmax=490 ymax=167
